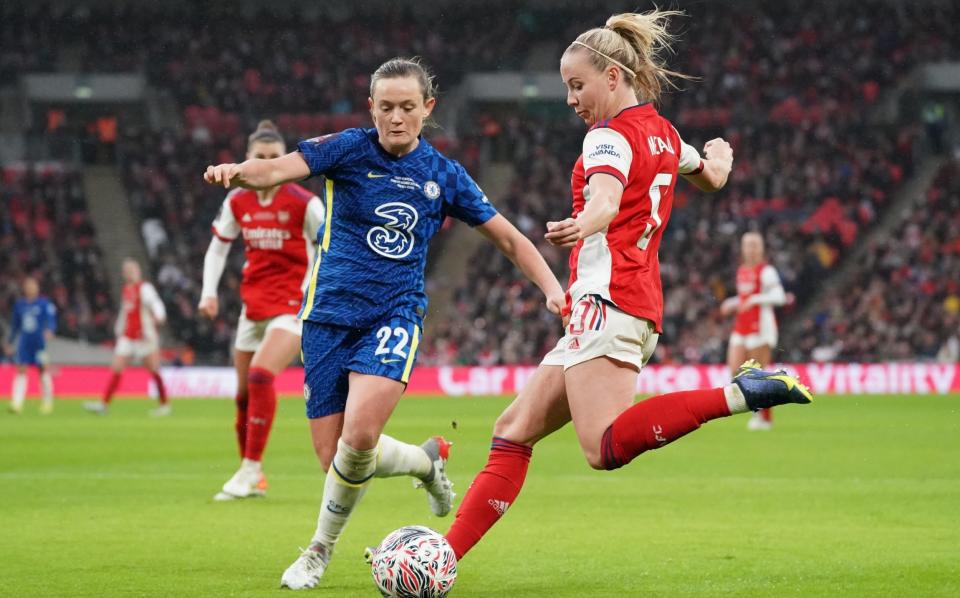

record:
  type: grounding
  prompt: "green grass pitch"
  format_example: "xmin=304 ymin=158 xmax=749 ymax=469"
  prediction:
xmin=2 ymin=394 xmax=959 ymax=597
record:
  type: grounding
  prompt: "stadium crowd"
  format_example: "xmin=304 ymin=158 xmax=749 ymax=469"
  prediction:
xmin=799 ymin=161 xmax=960 ymax=364
xmin=2 ymin=0 xmax=958 ymax=364
xmin=0 ymin=164 xmax=113 ymax=343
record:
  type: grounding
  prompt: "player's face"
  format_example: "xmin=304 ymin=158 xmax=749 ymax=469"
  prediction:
xmin=22 ymin=279 xmax=38 ymax=299
xmin=122 ymin=261 xmax=141 ymax=283
xmin=368 ymin=76 xmax=435 ymax=156
xmin=561 ymin=50 xmax=612 ymax=126
xmin=246 ymin=140 xmax=285 ymax=161
xmin=741 ymin=235 xmax=765 ymax=265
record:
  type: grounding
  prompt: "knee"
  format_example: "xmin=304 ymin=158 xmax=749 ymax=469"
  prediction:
xmin=583 ymin=449 xmax=607 ymax=471
xmin=338 ymin=429 xmax=379 ymax=452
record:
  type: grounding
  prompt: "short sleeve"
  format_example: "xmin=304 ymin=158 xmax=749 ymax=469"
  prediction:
xmin=304 ymin=196 xmax=325 ymax=241
xmin=297 ymin=129 xmax=365 ymax=178
xmin=212 ymin=193 xmax=240 ymax=241
xmin=582 ymin=127 xmax=633 ymax=185
xmin=445 ymin=163 xmax=497 ymax=227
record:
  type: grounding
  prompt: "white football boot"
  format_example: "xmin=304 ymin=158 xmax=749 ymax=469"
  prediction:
xmin=83 ymin=401 xmax=107 ymax=415
xmin=415 ymin=436 xmax=455 ymax=517
xmin=149 ymin=404 xmax=172 ymax=417
xmin=280 ymin=543 xmax=331 ymax=590
xmin=213 ymin=461 xmax=267 ymax=501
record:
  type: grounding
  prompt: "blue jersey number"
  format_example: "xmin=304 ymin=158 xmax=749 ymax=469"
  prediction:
xmin=366 ymin=202 xmax=419 ymax=259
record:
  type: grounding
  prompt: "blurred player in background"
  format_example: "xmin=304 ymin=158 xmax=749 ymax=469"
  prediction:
xmin=439 ymin=10 xmax=812 ymax=567
xmin=720 ymin=232 xmax=788 ymax=430
xmin=204 ymin=57 xmax=565 ymax=590
xmin=84 ymin=259 xmax=169 ymax=416
xmin=5 ymin=277 xmax=57 ymax=414
xmin=199 ymin=120 xmax=324 ymax=501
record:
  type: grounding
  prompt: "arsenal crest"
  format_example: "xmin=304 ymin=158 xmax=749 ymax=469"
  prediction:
xmin=278 ymin=210 xmax=290 ymax=223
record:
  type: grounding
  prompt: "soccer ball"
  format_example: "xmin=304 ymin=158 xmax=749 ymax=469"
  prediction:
xmin=369 ymin=525 xmax=458 ymax=598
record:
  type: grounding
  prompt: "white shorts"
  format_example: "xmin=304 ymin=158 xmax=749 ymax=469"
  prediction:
xmin=234 ymin=307 xmax=303 ymax=352
xmin=730 ymin=314 xmax=778 ymax=350
xmin=541 ymin=295 xmax=659 ymax=371
xmin=115 ymin=336 xmax=159 ymax=361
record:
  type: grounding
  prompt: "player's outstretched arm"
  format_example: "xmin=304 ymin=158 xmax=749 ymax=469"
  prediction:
xmin=477 ymin=214 xmax=566 ymax=316
xmin=683 ymin=138 xmax=733 ymax=193
xmin=203 ymin=151 xmax=311 ymax=190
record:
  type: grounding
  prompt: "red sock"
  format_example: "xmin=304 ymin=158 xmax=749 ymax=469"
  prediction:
xmin=759 ymin=408 xmax=772 ymax=422
xmin=602 ymin=388 xmax=730 ymax=470
xmin=103 ymin=372 xmax=122 ymax=404
xmin=445 ymin=437 xmax=532 ymax=560
xmin=152 ymin=372 xmax=168 ymax=405
xmin=234 ymin=390 xmax=249 ymax=457
xmin=243 ymin=367 xmax=277 ymax=462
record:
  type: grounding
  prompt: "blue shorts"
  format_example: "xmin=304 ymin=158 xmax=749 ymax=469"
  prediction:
xmin=302 ymin=316 xmax=422 ymax=419
xmin=15 ymin=338 xmax=47 ymax=367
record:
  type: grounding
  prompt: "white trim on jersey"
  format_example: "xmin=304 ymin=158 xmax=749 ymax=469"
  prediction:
xmin=141 ymin=282 xmax=166 ymax=324
xmin=747 ymin=265 xmax=786 ymax=307
xmin=301 ymin=196 xmax=324 ymax=293
xmin=672 ymin=126 xmax=703 ymax=175
xmin=212 ymin=191 xmax=242 ymax=240
xmin=582 ymin=127 xmax=633 ymax=183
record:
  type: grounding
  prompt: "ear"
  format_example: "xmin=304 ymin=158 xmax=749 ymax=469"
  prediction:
xmin=368 ymin=97 xmax=375 ymax=123
xmin=423 ymin=96 xmax=437 ymax=117
xmin=607 ymin=66 xmax=620 ymax=90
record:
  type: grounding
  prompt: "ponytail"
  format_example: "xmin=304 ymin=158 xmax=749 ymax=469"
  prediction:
xmin=565 ymin=9 xmax=692 ymax=103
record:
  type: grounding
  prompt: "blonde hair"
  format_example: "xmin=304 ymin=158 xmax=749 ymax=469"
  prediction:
xmin=247 ymin=119 xmax=284 ymax=148
xmin=565 ymin=10 xmax=692 ymax=103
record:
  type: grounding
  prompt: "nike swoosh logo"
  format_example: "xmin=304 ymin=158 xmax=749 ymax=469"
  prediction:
xmin=380 ymin=358 xmax=403 ymax=364
xmin=367 ymin=172 xmax=388 ymax=178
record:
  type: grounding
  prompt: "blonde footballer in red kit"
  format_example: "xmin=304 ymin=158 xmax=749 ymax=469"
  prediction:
xmin=85 ymin=259 xmax=168 ymax=416
xmin=721 ymin=232 xmax=787 ymax=430
xmin=440 ymin=10 xmax=812 ymax=571
xmin=199 ymin=120 xmax=324 ymax=500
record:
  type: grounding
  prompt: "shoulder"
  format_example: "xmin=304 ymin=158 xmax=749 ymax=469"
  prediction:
xmin=224 ymin=187 xmax=253 ymax=208
xmin=302 ymin=127 xmax=370 ymax=149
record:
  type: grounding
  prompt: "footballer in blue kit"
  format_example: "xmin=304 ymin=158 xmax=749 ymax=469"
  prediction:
xmin=204 ymin=57 xmax=565 ymax=590
xmin=296 ymin=126 xmax=497 ymax=417
xmin=5 ymin=277 xmax=57 ymax=414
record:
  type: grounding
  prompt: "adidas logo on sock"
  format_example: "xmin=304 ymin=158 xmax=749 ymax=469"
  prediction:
xmin=488 ymin=499 xmax=510 ymax=517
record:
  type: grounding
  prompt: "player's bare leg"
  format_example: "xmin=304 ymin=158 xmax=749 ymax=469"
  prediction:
xmin=282 ymin=373 xmax=407 ymax=589
xmin=746 ymin=344 xmax=774 ymax=430
xmin=445 ymin=364 xmax=570 ymax=560
xmin=85 ymin=354 xmax=128 ymax=414
xmin=144 ymin=351 xmax=170 ymax=417
xmin=10 ymin=364 xmax=28 ymax=414
xmin=38 ymin=363 xmax=54 ymax=415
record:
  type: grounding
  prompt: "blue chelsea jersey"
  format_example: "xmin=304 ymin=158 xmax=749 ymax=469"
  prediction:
xmin=297 ymin=128 xmax=497 ymax=328
xmin=10 ymin=297 xmax=57 ymax=346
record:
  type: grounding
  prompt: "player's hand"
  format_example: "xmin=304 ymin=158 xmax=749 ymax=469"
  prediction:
xmin=204 ymin=163 xmax=244 ymax=189
xmin=545 ymin=218 xmax=581 ymax=248
xmin=736 ymin=299 xmax=753 ymax=313
xmin=43 ymin=330 xmax=54 ymax=342
xmin=198 ymin=296 xmax=219 ymax=319
xmin=3 ymin=343 xmax=12 ymax=357
xmin=545 ymin=290 xmax=566 ymax=319
xmin=703 ymin=138 xmax=733 ymax=166
xmin=720 ymin=296 xmax=739 ymax=316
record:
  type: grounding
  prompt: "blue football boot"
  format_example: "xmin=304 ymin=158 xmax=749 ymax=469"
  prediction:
xmin=733 ymin=359 xmax=813 ymax=410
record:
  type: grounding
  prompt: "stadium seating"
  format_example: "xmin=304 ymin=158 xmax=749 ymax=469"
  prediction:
xmin=3 ymin=1 xmax=957 ymax=363
xmin=0 ymin=163 xmax=114 ymax=343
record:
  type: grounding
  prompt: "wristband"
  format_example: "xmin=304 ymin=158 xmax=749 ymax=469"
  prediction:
xmin=690 ymin=159 xmax=705 ymax=175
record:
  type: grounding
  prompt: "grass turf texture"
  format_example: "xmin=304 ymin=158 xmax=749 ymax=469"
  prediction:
xmin=2 ymin=394 xmax=959 ymax=597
